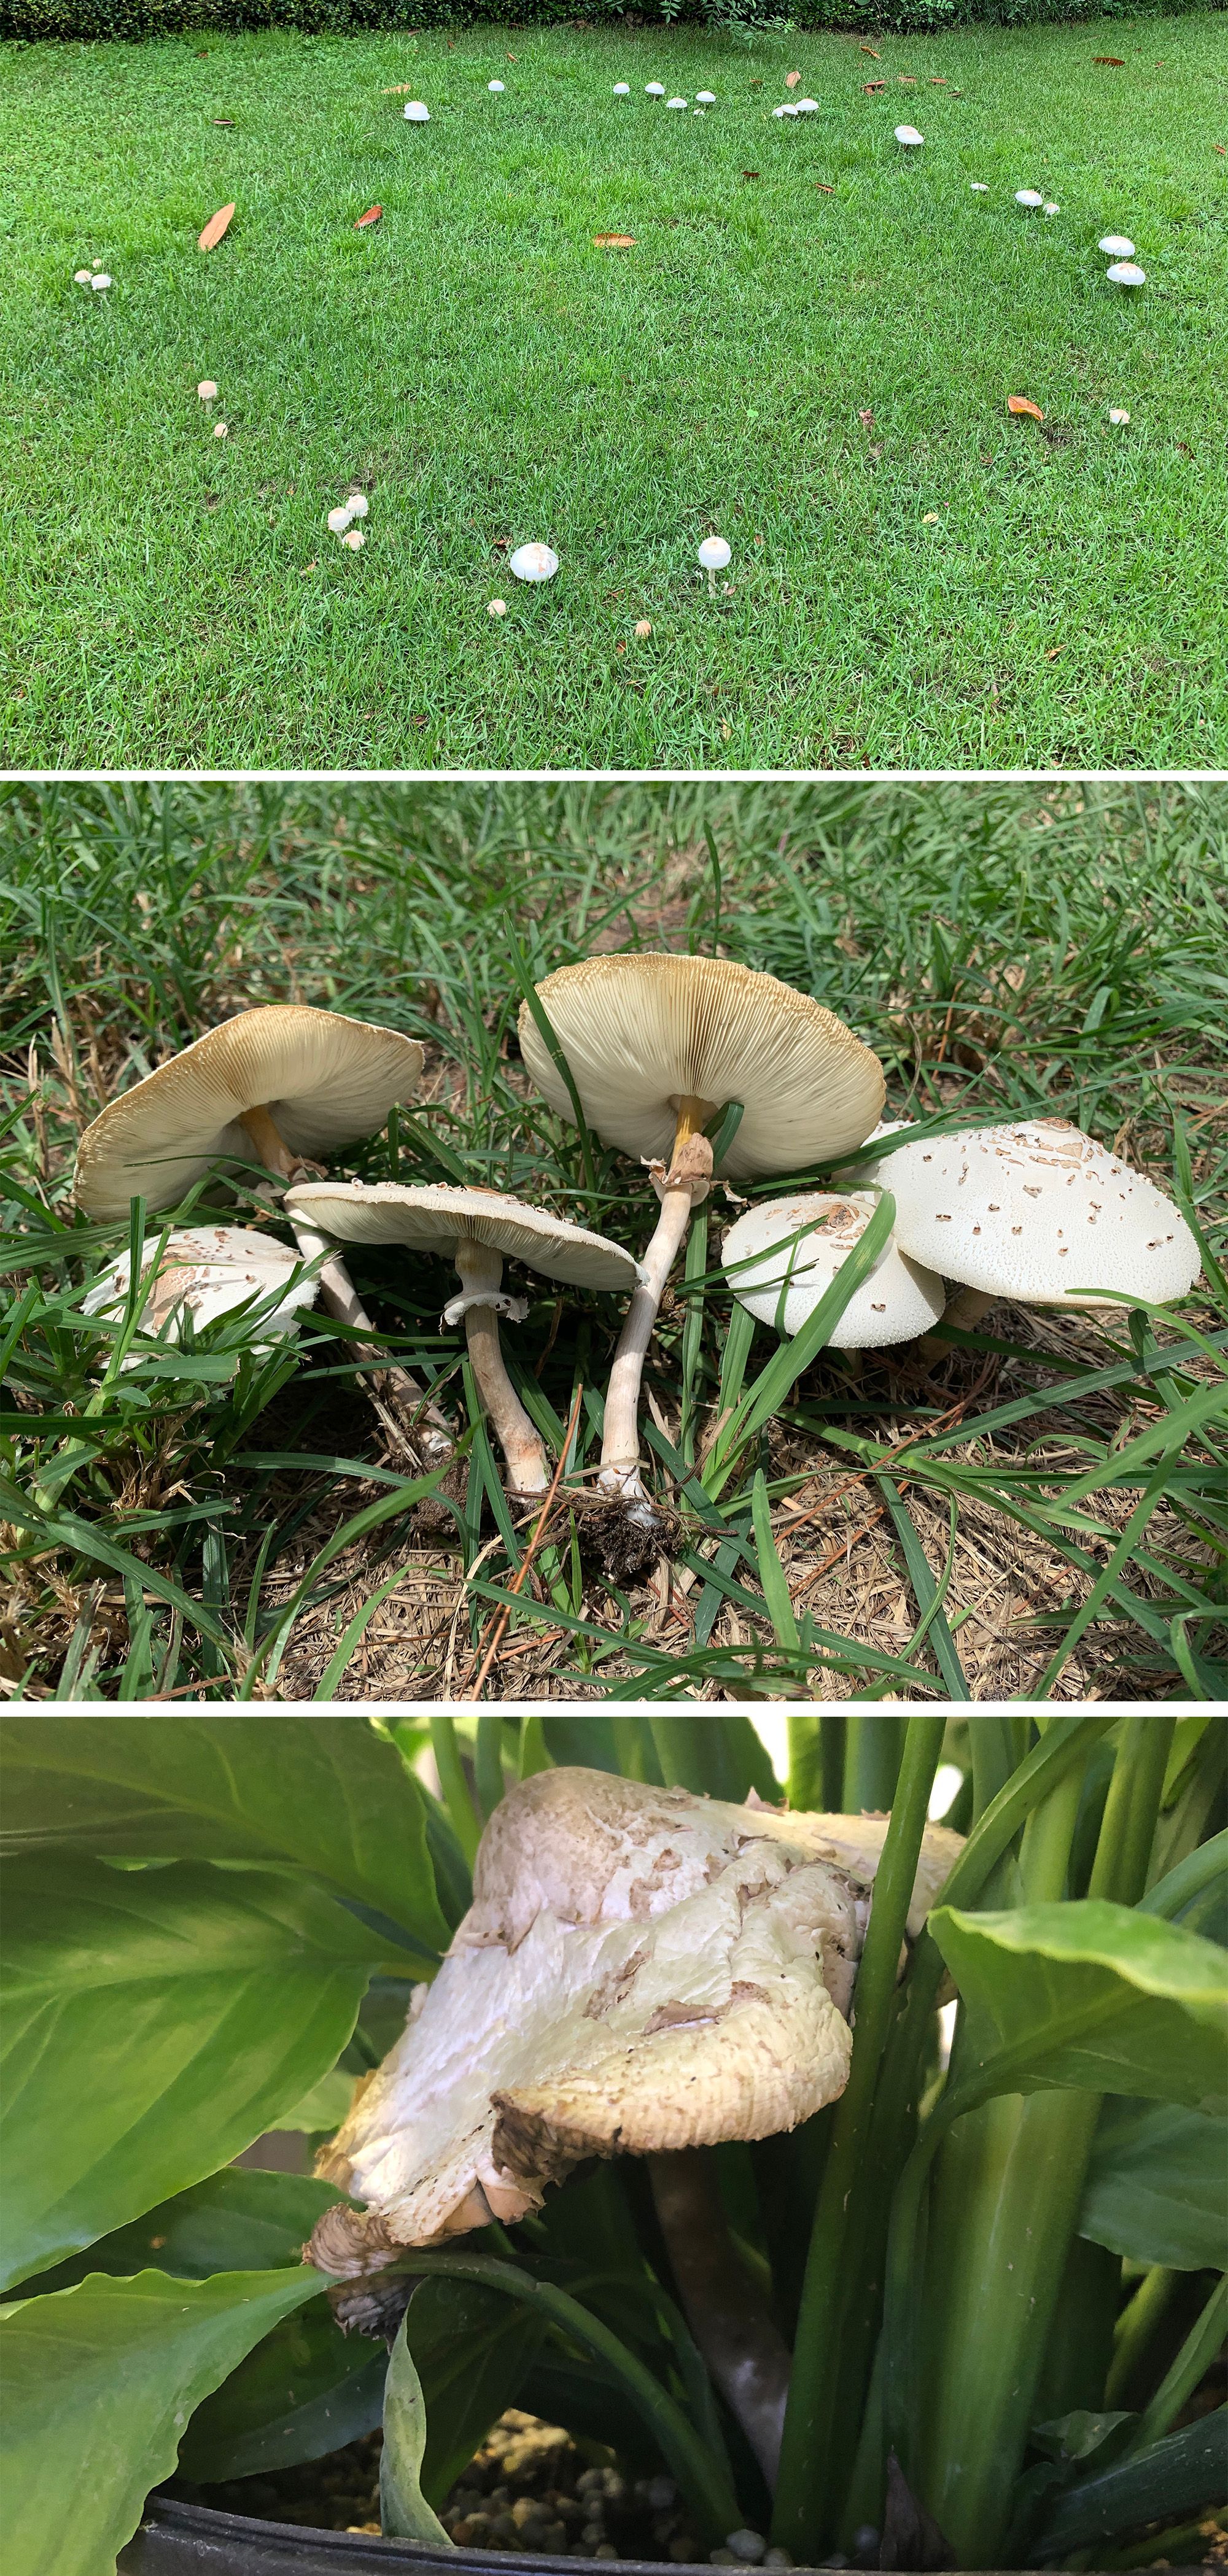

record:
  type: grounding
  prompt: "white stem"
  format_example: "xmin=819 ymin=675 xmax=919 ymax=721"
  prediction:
xmin=599 ymin=1183 xmax=696 ymax=1506
xmin=289 ymin=1214 xmax=453 ymax=1464
xmin=454 ymin=1239 xmax=549 ymax=1499
xmin=919 ymin=1283 xmax=997 ymax=1364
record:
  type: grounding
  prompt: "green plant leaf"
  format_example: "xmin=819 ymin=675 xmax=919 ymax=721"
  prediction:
xmin=648 ymin=1713 xmax=780 ymax=1802
xmin=1 ymin=1858 xmax=382 ymax=2291
xmin=379 ymin=2308 xmax=454 ymax=2545
xmin=1079 ymin=2098 xmax=1228 ymax=2269
xmin=15 ymin=2167 xmax=348 ymax=2297
xmin=0 ymin=1714 xmax=449 ymax=1957
xmin=0 ymin=2266 xmax=323 ymax=2576
xmin=276 ymin=2069 xmax=357 ymax=2133
xmin=405 ymin=2275 xmax=548 ymax=2505
xmin=1030 ymin=2407 xmax=1228 ymax=2556
xmin=930 ymin=1900 xmax=1228 ymax=2116
xmin=179 ymin=2297 xmax=387 ymax=2481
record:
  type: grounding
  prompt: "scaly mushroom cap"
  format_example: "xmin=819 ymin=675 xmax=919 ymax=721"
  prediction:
xmin=722 ymin=1191 xmax=944 ymax=1347
xmin=82 ymin=1223 xmax=318 ymax=1343
xmin=307 ymin=1768 xmax=960 ymax=2276
xmin=861 ymin=1119 xmax=1202 ymax=1310
xmin=74 ymin=1007 xmax=424 ymax=1220
xmin=518 ymin=954 xmax=885 ymax=1178
xmin=284 ymin=1180 xmax=642 ymax=1295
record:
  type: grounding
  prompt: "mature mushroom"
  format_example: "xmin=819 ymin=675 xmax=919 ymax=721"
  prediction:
xmin=73 ymin=1005 xmax=452 ymax=1464
xmin=645 ymin=81 xmax=666 ymax=96
xmin=488 ymin=78 xmax=505 ymax=92
xmin=613 ymin=81 xmax=631 ymax=95
xmin=509 ymin=542 xmax=559 ymax=584
xmin=696 ymin=89 xmax=717 ymax=105
xmin=698 ymin=533 xmax=731 ymax=595
xmin=796 ymin=98 xmax=819 ymax=113
xmin=722 ymin=1190 xmax=944 ymax=1348
xmin=308 ymin=1766 xmax=960 ymax=2482
xmin=82 ymin=1223 xmax=321 ymax=1372
xmin=286 ymin=1179 xmax=640 ymax=1499
xmin=895 ymin=125 xmax=923 ymax=147
xmin=403 ymin=101 xmax=430 ymax=122
xmin=1098 ymin=234 xmax=1135 ymax=257
xmin=855 ymin=1116 xmax=1201 ymax=1331
xmin=518 ymin=954 xmax=884 ymax=1546
xmin=1015 ymin=188 xmax=1044 ymax=209
xmin=667 ymin=96 xmax=688 ymax=109
xmin=1106 ymin=260 xmax=1146 ymax=287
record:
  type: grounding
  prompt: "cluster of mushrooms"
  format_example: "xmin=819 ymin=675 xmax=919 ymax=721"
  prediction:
xmin=308 ymin=1764 xmax=962 ymax=2486
xmin=73 ymin=951 xmax=1201 ymax=1556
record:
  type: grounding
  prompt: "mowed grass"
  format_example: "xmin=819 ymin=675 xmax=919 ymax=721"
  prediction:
xmin=2 ymin=778 xmax=1227 ymax=1706
xmin=2 ymin=17 xmax=1226 ymax=769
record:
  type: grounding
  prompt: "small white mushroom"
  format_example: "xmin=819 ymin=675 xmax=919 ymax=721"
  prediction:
xmin=327 ymin=505 xmax=354 ymax=536
xmin=341 ymin=528 xmax=365 ymax=551
xmin=488 ymin=79 xmax=504 ymax=92
xmin=403 ymin=100 xmax=430 ymax=122
xmin=667 ymin=96 xmax=688 ymax=109
xmin=196 ymin=379 xmax=219 ymax=403
xmin=1099 ymin=234 xmax=1135 ymax=257
xmin=970 ymin=181 xmax=989 ymax=193
xmin=1043 ymin=201 xmax=1060 ymax=216
xmin=509 ymin=541 xmax=558 ymax=583
xmin=1014 ymin=188 xmax=1044 ymax=209
xmin=698 ymin=534 xmax=731 ymax=595
xmin=696 ymin=89 xmax=716 ymax=104
xmin=895 ymin=125 xmax=923 ymax=148
xmin=796 ymin=98 xmax=819 ymax=113
xmin=613 ymin=82 xmax=631 ymax=95
xmin=90 ymin=272 xmax=112 ymax=290
xmin=82 ymin=1224 xmax=321 ymax=1374
xmin=213 ymin=422 xmax=228 ymax=439
xmin=645 ymin=82 xmax=666 ymax=97
xmin=74 ymin=268 xmax=92 ymax=285
xmin=1106 ymin=260 xmax=1146 ymax=287
xmin=772 ymin=104 xmax=798 ymax=118
xmin=346 ymin=492 xmax=370 ymax=519
xmin=722 ymin=1191 xmax=944 ymax=1348
xmin=488 ymin=597 xmax=508 ymax=616
xmin=1108 ymin=406 xmax=1131 ymax=425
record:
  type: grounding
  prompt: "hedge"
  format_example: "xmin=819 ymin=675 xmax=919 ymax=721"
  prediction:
xmin=1 ymin=0 xmax=1214 ymax=42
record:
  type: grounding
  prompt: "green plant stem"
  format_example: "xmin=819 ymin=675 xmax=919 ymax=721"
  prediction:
xmin=475 ymin=1713 xmax=506 ymax=1820
xmin=1128 ymin=2272 xmax=1228 ymax=2458
xmin=429 ymin=1715 xmax=480 ymax=1866
xmin=841 ymin=1715 xmax=906 ymax=1812
xmin=1139 ymin=1826 xmax=1228 ymax=1922
xmin=1089 ymin=1719 xmax=1178 ymax=1906
xmin=787 ymin=1715 xmax=825 ymax=1812
xmin=771 ymin=1714 xmax=946 ymax=2556
xmin=1105 ymin=2267 xmax=1179 ymax=2410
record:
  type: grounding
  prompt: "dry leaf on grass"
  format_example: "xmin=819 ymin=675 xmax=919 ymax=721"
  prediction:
xmin=355 ymin=206 xmax=383 ymax=228
xmin=785 ymin=70 xmax=801 ymax=88
xmin=1094 ymin=55 xmax=1126 ymax=64
xmin=1006 ymin=395 xmax=1044 ymax=420
xmin=593 ymin=233 xmax=636 ymax=248
xmin=381 ymin=82 xmax=417 ymax=93
xmin=860 ymin=42 xmax=881 ymax=55
xmin=816 ymin=181 xmax=836 ymax=192
xmin=742 ymin=169 xmax=761 ymax=180
xmin=859 ymin=408 xmax=877 ymax=431
xmin=864 ymin=82 xmax=885 ymax=95
xmin=198 ymin=203 xmax=235 ymax=252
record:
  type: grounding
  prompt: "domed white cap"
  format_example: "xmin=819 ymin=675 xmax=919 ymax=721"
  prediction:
xmin=645 ymin=82 xmax=665 ymax=96
xmin=698 ymin=535 xmax=731 ymax=571
xmin=723 ymin=1191 xmax=944 ymax=1347
xmin=403 ymin=101 xmax=430 ymax=121
xmin=286 ymin=1180 xmax=642 ymax=1298
xmin=895 ymin=125 xmax=923 ymax=145
xmin=488 ymin=79 xmax=504 ymax=91
xmin=1015 ymin=188 xmax=1044 ymax=208
xmin=1106 ymin=260 xmax=1145 ymax=285
xmin=1099 ymin=234 xmax=1135 ymax=257
xmin=519 ymin=951 xmax=885 ymax=1177
xmin=82 ymin=1223 xmax=319 ymax=1363
xmin=696 ymin=90 xmax=716 ymax=104
xmin=509 ymin=542 xmax=558 ymax=582
xmin=773 ymin=104 xmax=798 ymax=118
xmin=796 ymin=98 xmax=819 ymax=112
xmin=74 ymin=1007 xmax=424 ymax=1218
xmin=613 ymin=82 xmax=630 ymax=94
xmin=666 ymin=96 xmax=688 ymax=109
xmin=874 ymin=1119 xmax=1201 ymax=1310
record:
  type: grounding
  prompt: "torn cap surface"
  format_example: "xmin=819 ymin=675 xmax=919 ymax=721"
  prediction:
xmin=308 ymin=1768 xmax=960 ymax=2276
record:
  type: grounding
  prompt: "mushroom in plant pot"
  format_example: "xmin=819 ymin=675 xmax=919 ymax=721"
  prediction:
xmin=722 ymin=1189 xmax=944 ymax=1347
xmin=308 ymin=1765 xmax=961 ymax=2483
xmin=853 ymin=1116 xmax=1202 ymax=1332
xmin=285 ymin=1179 xmax=641 ymax=1499
xmin=82 ymin=1223 xmax=321 ymax=1372
xmin=72 ymin=1005 xmax=453 ymax=1464
xmin=517 ymin=954 xmax=884 ymax=1554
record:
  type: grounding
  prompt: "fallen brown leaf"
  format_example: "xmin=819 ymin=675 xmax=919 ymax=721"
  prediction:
xmin=355 ymin=206 xmax=383 ymax=228
xmin=1045 ymin=646 xmax=1064 ymax=659
xmin=742 ymin=169 xmax=760 ymax=180
xmin=785 ymin=69 xmax=801 ymax=88
xmin=300 ymin=561 xmax=317 ymax=573
xmin=1006 ymin=395 xmax=1044 ymax=420
xmin=864 ymin=82 xmax=885 ymax=94
xmin=381 ymin=83 xmax=418 ymax=93
xmin=860 ymin=42 xmax=881 ymax=55
xmin=859 ymin=407 xmax=877 ymax=431
xmin=898 ymin=75 xmax=918 ymax=85
xmin=593 ymin=233 xmax=636 ymax=248
xmin=211 ymin=117 xmax=235 ymax=126
xmin=198 ymin=203 xmax=235 ymax=252
xmin=930 ymin=77 xmax=947 ymax=85
xmin=1216 ymin=143 xmax=1226 ymax=156
xmin=1094 ymin=55 xmax=1125 ymax=64
xmin=816 ymin=180 xmax=835 ymax=192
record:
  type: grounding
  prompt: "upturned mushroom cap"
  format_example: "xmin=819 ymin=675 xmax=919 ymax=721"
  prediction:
xmin=308 ymin=1767 xmax=960 ymax=2275
xmin=82 ymin=1223 xmax=319 ymax=1352
xmin=518 ymin=954 xmax=885 ymax=1179
xmin=74 ymin=1007 xmax=424 ymax=1220
xmin=285 ymin=1179 xmax=642 ymax=1296
xmin=860 ymin=1118 xmax=1201 ymax=1310
xmin=723 ymin=1190 xmax=944 ymax=1346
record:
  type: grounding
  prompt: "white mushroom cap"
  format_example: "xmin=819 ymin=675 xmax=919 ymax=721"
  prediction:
xmin=666 ymin=96 xmax=688 ymax=108
xmin=509 ymin=542 xmax=559 ymax=583
xmin=872 ymin=1118 xmax=1201 ymax=1310
xmin=285 ymin=1179 xmax=642 ymax=1298
xmin=772 ymin=104 xmax=796 ymax=118
xmin=403 ymin=101 xmax=430 ymax=121
xmin=341 ymin=529 xmax=365 ymax=551
xmin=1108 ymin=406 xmax=1130 ymax=425
xmin=613 ymin=82 xmax=631 ymax=95
xmin=645 ymin=82 xmax=666 ymax=96
xmin=196 ymin=379 xmax=218 ymax=401
xmin=698 ymin=535 xmax=731 ymax=571
xmin=795 ymin=98 xmax=819 ymax=112
xmin=723 ymin=1191 xmax=944 ymax=1347
xmin=308 ymin=1768 xmax=961 ymax=2272
xmin=346 ymin=492 xmax=370 ymax=518
xmin=488 ymin=79 xmax=505 ymax=91
xmin=1015 ymin=189 xmax=1044 ymax=209
xmin=1106 ymin=260 xmax=1146 ymax=285
xmin=74 ymin=1006 xmax=424 ymax=1220
xmin=74 ymin=268 xmax=92 ymax=284
xmin=82 ymin=1223 xmax=319 ymax=1363
xmin=327 ymin=505 xmax=354 ymax=535
xmin=1043 ymin=201 xmax=1060 ymax=215
xmin=518 ymin=952 xmax=885 ymax=1178
xmin=696 ymin=90 xmax=717 ymax=104
xmin=895 ymin=125 xmax=923 ymax=146
xmin=1099 ymin=234 xmax=1135 ymax=257
xmin=970 ymin=182 xmax=989 ymax=192
xmin=91 ymin=273 xmax=112 ymax=290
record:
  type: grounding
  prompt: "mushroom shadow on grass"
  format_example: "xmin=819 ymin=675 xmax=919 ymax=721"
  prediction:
xmin=518 ymin=954 xmax=885 ymax=1560
xmin=308 ymin=1766 xmax=962 ymax=2488
xmin=286 ymin=1180 xmax=641 ymax=1500
xmin=74 ymin=1005 xmax=454 ymax=1468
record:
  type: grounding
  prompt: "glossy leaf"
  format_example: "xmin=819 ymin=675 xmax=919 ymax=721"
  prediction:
xmin=406 ymin=2275 xmax=546 ymax=2504
xmin=1079 ymin=2097 xmax=1228 ymax=2268
xmin=1031 ymin=2407 xmax=1228 ymax=2555
xmin=1 ymin=1858 xmax=381 ymax=2289
xmin=930 ymin=1900 xmax=1228 ymax=2114
xmin=0 ymin=1714 xmax=449 ymax=1954
xmin=276 ymin=2068 xmax=356 ymax=2132
xmin=0 ymin=2267 xmax=321 ymax=2576
xmin=17 ymin=2167 xmax=348 ymax=2297
xmin=180 ymin=2297 xmax=386 ymax=2481
xmin=380 ymin=2309 xmax=454 ymax=2544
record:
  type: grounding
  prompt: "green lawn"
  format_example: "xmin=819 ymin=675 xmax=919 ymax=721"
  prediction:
xmin=3 ymin=778 xmax=1226 ymax=1705
xmin=1 ymin=18 xmax=1226 ymax=767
